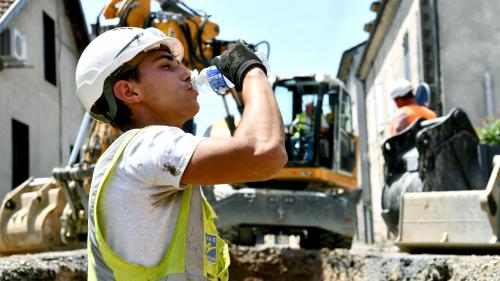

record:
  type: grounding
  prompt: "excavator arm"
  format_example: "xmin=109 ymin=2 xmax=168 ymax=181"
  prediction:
xmin=98 ymin=0 xmax=232 ymax=71
xmin=0 ymin=0 xmax=263 ymax=255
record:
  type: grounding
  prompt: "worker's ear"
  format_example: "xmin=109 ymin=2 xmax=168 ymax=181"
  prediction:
xmin=113 ymin=80 xmax=141 ymax=104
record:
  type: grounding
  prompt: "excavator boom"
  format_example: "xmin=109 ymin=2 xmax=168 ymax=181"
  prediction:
xmin=0 ymin=0 xmax=257 ymax=255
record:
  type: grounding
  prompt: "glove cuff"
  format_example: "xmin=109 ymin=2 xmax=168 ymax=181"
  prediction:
xmin=236 ymin=59 xmax=267 ymax=91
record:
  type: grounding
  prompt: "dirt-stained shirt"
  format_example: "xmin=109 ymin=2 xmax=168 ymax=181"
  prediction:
xmin=88 ymin=126 xmax=206 ymax=280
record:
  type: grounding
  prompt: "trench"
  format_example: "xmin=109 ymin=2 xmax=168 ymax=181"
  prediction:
xmin=0 ymin=246 xmax=499 ymax=280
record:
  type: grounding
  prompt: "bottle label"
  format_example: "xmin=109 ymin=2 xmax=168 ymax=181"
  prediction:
xmin=207 ymin=68 xmax=230 ymax=94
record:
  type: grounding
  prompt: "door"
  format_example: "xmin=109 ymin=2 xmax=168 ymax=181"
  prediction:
xmin=334 ymin=88 xmax=356 ymax=174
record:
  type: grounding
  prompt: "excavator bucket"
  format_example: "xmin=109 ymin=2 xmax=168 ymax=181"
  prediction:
xmin=381 ymin=108 xmax=489 ymax=236
xmin=396 ymin=156 xmax=500 ymax=252
xmin=383 ymin=108 xmax=500 ymax=252
xmin=0 ymin=178 xmax=78 ymax=254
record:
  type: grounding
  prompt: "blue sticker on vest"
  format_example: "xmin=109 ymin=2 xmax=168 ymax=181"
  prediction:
xmin=205 ymin=233 xmax=217 ymax=264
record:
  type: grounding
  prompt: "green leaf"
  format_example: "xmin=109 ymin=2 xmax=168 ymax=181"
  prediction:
xmin=479 ymin=119 xmax=500 ymax=145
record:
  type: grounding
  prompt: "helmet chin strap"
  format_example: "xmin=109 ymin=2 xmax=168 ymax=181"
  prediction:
xmin=102 ymin=79 xmax=118 ymax=122
xmin=100 ymin=62 xmax=137 ymax=123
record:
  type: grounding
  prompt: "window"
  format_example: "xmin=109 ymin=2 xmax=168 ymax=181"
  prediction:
xmin=274 ymin=85 xmax=294 ymax=126
xmin=43 ymin=12 xmax=56 ymax=85
xmin=337 ymin=89 xmax=355 ymax=173
xmin=386 ymin=65 xmax=398 ymax=121
xmin=374 ymin=80 xmax=385 ymax=133
xmin=12 ymin=119 xmax=29 ymax=188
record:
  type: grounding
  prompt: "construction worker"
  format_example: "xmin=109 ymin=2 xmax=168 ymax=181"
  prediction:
xmin=389 ymin=79 xmax=437 ymax=136
xmin=75 ymin=27 xmax=287 ymax=280
xmin=289 ymin=102 xmax=329 ymax=161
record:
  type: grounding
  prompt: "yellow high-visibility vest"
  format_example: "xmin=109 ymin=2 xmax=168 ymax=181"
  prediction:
xmin=88 ymin=128 xmax=230 ymax=281
xmin=293 ymin=113 xmax=312 ymax=138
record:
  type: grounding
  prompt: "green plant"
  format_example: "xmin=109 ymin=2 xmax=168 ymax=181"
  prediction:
xmin=479 ymin=119 xmax=500 ymax=145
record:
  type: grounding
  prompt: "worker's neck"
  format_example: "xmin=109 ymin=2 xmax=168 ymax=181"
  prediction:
xmin=122 ymin=113 xmax=182 ymax=131
xmin=397 ymin=99 xmax=416 ymax=108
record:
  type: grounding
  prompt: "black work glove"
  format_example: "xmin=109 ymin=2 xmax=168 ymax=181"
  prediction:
xmin=212 ymin=40 xmax=267 ymax=91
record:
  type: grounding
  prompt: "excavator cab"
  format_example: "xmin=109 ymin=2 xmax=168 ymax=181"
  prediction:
xmin=271 ymin=74 xmax=358 ymax=190
xmin=204 ymin=74 xmax=361 ymax=249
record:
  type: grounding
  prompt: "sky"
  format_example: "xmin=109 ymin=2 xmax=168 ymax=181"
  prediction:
xmin=82 ymin=0 xmax=374 ymax=135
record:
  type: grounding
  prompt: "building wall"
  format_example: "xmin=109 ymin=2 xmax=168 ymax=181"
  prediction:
xmin=363 ymin=0 xmax=422 ymax=241
xmin=360 ymin=0 xmax=500 ymax=242
xmin=342 ymin=44 xmax=375 ymax=243
xmin=438 ymin=0 xmax=500 ymax=124
xmin=0 ymin=0 xmax=84 ymax=199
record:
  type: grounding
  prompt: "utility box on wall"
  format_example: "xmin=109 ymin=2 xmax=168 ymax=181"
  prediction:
xmin=0 ymin=28 xmax=28 ymax=63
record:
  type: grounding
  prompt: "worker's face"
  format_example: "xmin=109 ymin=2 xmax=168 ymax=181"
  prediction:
xmin=131 ymin=49 xmax=199 ymax=127
xmin=395 ymin=97 xmax=405 ymax=108
xmin=306 ymin=104 xmax=314 ymax=116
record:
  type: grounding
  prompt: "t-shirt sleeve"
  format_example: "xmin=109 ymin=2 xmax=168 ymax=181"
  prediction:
xmin=120 ymin=126 xmax=205 ymax=188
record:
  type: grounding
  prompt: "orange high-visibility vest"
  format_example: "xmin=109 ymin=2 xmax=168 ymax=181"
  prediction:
xmin=401 ymin=104 xmax=437 ymax=124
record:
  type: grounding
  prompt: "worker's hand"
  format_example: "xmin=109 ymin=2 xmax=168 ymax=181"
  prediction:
xmin=212 ymin=40 xmax=267 ymax=91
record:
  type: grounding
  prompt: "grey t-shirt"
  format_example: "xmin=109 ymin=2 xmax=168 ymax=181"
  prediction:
xmin=89 ymin=126 xmax=206 ymax=279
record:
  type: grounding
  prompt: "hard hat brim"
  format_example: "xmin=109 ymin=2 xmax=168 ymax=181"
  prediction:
xmin=76 ymin=27 xmax=184 ymax=117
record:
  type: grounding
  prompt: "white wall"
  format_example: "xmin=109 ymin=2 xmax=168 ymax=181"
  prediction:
xmin=0 ymin=0 xmax=85 ymax=199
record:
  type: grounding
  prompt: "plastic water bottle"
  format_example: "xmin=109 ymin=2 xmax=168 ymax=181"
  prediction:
xmin=191 ymin=66 xmax=234 ymax=95
xmin=191 ymin=52 xmax=270 ymax=95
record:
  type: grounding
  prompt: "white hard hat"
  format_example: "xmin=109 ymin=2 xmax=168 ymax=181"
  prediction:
xmin=389 ymin=79 xmax=413 ymax=99
xmin=75 ymin=27 xmax=183 ymax=122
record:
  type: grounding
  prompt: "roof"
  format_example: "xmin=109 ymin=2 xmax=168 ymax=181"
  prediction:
xmin=61 ymin=0 xmax=90 ymax=53
xmin=337 ymin=41 xmax=366 ymax=83
xmin=0 ymin=0 xmax=89 ymax=53
xmin=0 ymin=0 xmax=27 ymax=33
xmin=357 ymin=0 xmax=402 ymax=80
xmin=0 ymin=0 xmax=15 ymax=18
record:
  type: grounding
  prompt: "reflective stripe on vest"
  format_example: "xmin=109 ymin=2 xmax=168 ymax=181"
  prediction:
xmin=88 ymin=128 xmax=229 ymax=281
xmin=401 ymin=104 xmax=437 ymax=124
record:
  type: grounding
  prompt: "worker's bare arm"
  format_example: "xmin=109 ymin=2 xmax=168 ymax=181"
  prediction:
xmin=181 ymin=68 xmax=288 ymax=185
xmin=389 ymin=110 xmax=409 ymax=136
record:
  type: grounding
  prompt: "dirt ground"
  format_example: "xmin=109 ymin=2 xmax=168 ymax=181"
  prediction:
xmin=0 ymin=246 xmax=500 ymax=280
xmin=230 ymin=245 xmax=500 ymax=281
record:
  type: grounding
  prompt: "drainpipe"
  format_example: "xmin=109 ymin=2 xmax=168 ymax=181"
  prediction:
xmin=358 ymin=77 xmax=374 ymax=244
xmin=484 ymin=71 xmax=494 ymax=119
xmin=430 ymin=0 xmax=443 ymax=115
xmin=56 ymin=1 xmax=63 ymax=164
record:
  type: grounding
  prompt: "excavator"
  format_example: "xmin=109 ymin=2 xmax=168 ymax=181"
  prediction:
xmin=0 ymin=1 xmax=361 ymax=254
xmin=0 ymin=0 xmax=265 ymax=255
xmin=381 ymin=108 xmax=500 ymax=253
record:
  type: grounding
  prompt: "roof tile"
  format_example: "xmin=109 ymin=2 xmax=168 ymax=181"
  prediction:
xmin=0 ymin=0 xmax=15 ymax=20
